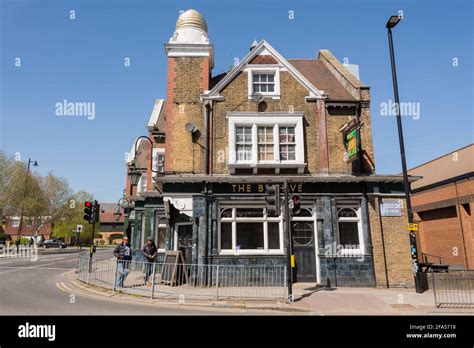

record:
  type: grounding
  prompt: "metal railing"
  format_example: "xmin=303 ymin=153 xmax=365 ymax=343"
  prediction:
xmin=76 ymin=254 xmax=287 ymax=301
xmin=432 ymin=270 xmax=474 ymax=307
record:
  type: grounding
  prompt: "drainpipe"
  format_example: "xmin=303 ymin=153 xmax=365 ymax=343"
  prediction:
xmin=355 ymin=102 xmax=363 ymax=173
xmin=454 ymin=181 xmax=469 ymax=268
xmin=204 ymin=101 xmax=211 ymax=175
xmin=203 ymin=100 xmax=211 ymax=266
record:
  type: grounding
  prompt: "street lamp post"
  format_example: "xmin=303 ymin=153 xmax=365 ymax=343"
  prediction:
xmin=386 ymin=15 xmax=423 ymax=293
xmin=16 ymin=158 xmax=39 ymax=244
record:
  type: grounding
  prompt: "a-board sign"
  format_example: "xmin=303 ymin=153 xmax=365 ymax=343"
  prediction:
xmin=160 ymin=251 xmax=188 ymax=286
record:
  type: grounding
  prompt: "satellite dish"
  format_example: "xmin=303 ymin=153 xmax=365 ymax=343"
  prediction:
xmin=251 ymin=93 xmax=265 ymax=103
xmin=185 ymin=123 xmax=198 ymax=133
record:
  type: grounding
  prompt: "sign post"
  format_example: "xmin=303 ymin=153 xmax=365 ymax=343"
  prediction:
xmin=76 ymin=224 xmax=82 ymax=247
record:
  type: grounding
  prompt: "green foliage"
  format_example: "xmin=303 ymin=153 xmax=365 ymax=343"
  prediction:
xmin=0 ymin=152 xmax=95 ymax=241
xmin=52 ymin=191 xmax=98 ymax=244
xmin=19 ymin=237 xmax=29 ymax=245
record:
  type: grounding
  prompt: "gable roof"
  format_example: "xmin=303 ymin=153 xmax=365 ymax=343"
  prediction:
xmin=288 ymin=59 xmax=356 ymax=101
xmin=205 ymin=40 xmax=326 ymax=99
xmin=318 ymin=50 xmax=364 ymax=89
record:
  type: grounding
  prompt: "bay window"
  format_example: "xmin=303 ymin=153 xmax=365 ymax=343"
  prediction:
xmin=228 ymin=113 xmax=306 ymax=173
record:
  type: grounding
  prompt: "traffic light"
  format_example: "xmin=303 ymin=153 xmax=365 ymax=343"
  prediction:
xmin=265 ymin=184 xmax=280 ymax=217
xmin=292 ymin=195 xmax=301 ymax=215
xmin=83 ymin=201 xmax=93 ymax=222
xmin=93 ymin=201 xmax=100 ymax=223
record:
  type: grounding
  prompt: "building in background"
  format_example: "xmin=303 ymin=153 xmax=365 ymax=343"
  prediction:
xmin=3 ymin=216 xmax=51 ymax=243
xmin=97 ymin=203 xmax=125 ymax=245
xmin=409 ymin=144 xmax=473 ymax=270
xmin=124 ymin=9 xmax=420 ymax=288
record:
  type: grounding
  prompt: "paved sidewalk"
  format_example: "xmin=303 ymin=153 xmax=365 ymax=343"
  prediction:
xmin=70 ymin=270 xmax=474 ymax=315
xmin=291 ymin=283 xmax=474 ymax=315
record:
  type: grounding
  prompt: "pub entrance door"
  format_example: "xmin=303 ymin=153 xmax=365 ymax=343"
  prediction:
xmin=174 ymin=223 xmax=193 ymax=264
xmin=292 ymin=221 xmax=317 ymax=282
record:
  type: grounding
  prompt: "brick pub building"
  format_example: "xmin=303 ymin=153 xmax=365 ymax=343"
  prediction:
xmin=125 ymin=9 xmax=418 ymax=288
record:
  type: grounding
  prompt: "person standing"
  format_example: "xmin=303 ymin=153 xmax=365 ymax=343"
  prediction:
xmin=142 ymin=237 xmax=157 ymax=286
xmin=113 ymin=236 xmax=132 ymax=288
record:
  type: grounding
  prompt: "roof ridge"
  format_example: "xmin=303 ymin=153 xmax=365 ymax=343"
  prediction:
xmin=408 ymin=143 xmax=474 ymax=172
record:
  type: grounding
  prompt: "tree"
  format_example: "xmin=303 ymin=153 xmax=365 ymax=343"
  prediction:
xmin=52 ymin=191 xmax=97 ymax=244
xmin=41 ymin=173 xmax=72 ymax=221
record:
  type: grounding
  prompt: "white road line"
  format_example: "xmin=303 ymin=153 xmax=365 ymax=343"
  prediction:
xmin=40 ymin=257 xmax=64 ymax=262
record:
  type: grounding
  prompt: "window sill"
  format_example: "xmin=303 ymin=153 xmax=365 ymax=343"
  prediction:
xmin=219 ymin=250 xmax=285 ymax=256
xmin=248 ymin=95 xmax=280 ymax=100
xmin=228 ymin=162 xmax=306 ymax=174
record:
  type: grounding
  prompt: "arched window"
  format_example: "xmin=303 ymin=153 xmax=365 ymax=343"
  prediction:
xmin=337 ymin=204 xmax=363 ymax=255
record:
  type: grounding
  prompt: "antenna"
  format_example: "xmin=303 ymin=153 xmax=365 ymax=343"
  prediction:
xmin=251 ymin=93 xmax=264 ymax=104
xmin=185 ymin=123 xmax=198 ymax=133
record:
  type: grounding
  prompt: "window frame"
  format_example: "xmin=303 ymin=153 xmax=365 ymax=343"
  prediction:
xmin=11 ymin=218 xmax=20 ymax=228
xmin=336 ymin=202 xmax=364 ymax=256
xmin=257 ymin=126 xmax=275 ymax=161
xmin=228 ymin=114 xmax=306 ymax=173
xmin=235 ymin=126 xmax=253 ymax=162
xmin=218 ymin=204 xmax=284 ymax=255
xmin=247 ymin=67 xmax=281 ymax=99
xmin=152 ymin=148 xmax=165 ymax=174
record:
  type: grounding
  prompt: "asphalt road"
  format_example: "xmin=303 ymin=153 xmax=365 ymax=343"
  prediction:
xmin=0 ymin=248 xmax=264 ymax=315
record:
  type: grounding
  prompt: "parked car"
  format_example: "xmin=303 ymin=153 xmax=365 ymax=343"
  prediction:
xmin=43 ymin=239 xmax=67 ymax=248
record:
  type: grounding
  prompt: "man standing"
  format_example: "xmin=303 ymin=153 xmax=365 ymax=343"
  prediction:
xmin=113 ymin=236 xmax=132 ymax=288
xmin=142 ymin=237 xmax=157 ymax=286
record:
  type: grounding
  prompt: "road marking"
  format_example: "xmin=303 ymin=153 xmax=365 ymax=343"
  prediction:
xmin=56 ymin=282 xmax=67 ymax=292
xmin=40 ymin=257 xmax=64 ymax=262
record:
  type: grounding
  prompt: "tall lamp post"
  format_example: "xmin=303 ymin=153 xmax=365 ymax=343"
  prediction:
xmin=17 ymin=158 xmax=39 ymax=242
xmin=386 ymin=15 xmax=423 ymax=293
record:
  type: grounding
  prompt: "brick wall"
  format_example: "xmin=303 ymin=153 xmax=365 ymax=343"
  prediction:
xmin=412 ymin=179 xmax=474 ymax=268
xmin=368 ymin=196 xmax=414 ymax=287
xmin=212 ymin=70 xmax=319 ymax=173
xmin=165 ymin=57 xmax=209 ymax=173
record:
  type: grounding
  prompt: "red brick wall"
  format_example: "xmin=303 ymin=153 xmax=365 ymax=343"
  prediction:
xmin=412 ymin=179 xmax=473 ymax=269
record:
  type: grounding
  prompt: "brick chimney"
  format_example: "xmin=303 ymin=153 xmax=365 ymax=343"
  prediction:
xmin=164 ymin=9 xmax=213 ymax=174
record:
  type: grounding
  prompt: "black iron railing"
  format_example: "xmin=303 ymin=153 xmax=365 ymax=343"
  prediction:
xmin=432 ymin=270 xmax=474 ymax=307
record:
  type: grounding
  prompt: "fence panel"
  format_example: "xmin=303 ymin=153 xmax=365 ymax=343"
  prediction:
xmin=76 ymin=255 xmax=287 ymax=301
xmin=432 ymin=270 xmax=474 ymax=307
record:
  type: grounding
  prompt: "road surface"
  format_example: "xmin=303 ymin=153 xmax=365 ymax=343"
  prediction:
xmin=0 ymin=248 xmax=268 ymax=315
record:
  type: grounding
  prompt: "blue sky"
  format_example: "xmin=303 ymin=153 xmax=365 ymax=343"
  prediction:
xmin=1 ymin=0 xmax=472 ymax=202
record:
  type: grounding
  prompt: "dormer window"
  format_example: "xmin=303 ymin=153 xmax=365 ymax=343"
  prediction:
xmin=247 ymin=67 xmax=280 ymax=99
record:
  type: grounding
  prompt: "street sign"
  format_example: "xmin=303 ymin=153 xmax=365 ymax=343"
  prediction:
xmin=380 ymin=199 xmax=402 ymax=216
xmin=76 ymin=224 xmax=83 ymax=233
xmin=408 ymin=223 xmax=419 ymax=231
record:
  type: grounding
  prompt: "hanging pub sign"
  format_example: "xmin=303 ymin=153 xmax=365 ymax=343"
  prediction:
xmin=340 ymin=119 xmax=361 ymax=162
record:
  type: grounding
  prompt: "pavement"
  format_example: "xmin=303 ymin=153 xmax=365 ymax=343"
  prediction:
xmin=2 ymin=248 xmax=473 ymax=316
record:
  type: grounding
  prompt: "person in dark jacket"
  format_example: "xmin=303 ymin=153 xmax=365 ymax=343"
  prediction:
xmin=113 ymin=236 xmax=132 ymax=288
xmin=142 ymin=237 xmax=157 ymax=286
